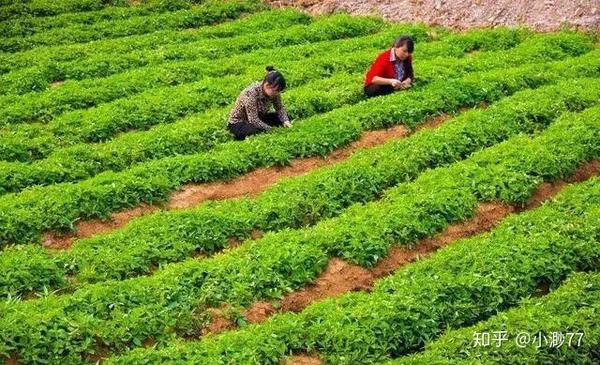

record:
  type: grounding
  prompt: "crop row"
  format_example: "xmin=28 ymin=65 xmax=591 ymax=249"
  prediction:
xmin=0 ymin=28 xmax=562 ymax=124
xmin=1 ymin=77 xmax=598 ymax=299
xmin=0 ymin=12 xmax=384 ymax=90
xmin=0 ymin=0 xmax=198 ymax=21
xmin=0 ymin=10 xmax=315 ymax=95
xmin=389 ymin=271 xmax=600 ymax=364
xmin=0 ymin=73 xmax=362 ymax=193
xmin=0 ymin=26 xmax=527 ymax=143
xmin=0 ymin=0 xmax=266 ymax=53
xmin=0 ymin=0 xmax=198 ymax=38
xmin=0 ymin=24 xmax=487 ymax=161
xmin=0 ymin=7 xmax=315 ymax=75
xmin=0 ymin=21 xmax=527 ymax=96
xmin=0 ymin=51 xmax=598 ymax=246
xmin=0 ymin=32 xmax=585 ymax=194
xmin=1 ymin=102 xmax=598 ymax=364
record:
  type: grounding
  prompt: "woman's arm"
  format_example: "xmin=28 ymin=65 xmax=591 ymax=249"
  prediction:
xmin=273 ymin=95 xmax=291 ymax=126
xmin=371 ymin=76 xmax=400 ymax=87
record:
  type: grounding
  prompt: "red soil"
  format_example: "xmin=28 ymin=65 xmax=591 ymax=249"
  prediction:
xmin=4 ymin=355 xmax=19 ymax=365
xmin=524 ymin=159 xmax=600 ymax=209
xmin=285 ymin=354 xmax=323 ymax=365
xmin=42 ymin=204 xmax=158 ymax=249
xmin=201 ymin=307 xmax=237 ymax=337
xmin=166 ymin=124 xmax=413 ymax=209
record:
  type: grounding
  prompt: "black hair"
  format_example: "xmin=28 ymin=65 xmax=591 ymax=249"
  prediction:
xmin=263 ymin=65 xmax=286 ymax=91
xmin=394 ymin=35 xmax=414 ymax=53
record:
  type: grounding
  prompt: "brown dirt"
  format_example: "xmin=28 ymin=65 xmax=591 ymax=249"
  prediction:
xmin=523 ymin=159 xmax=600 ymax=209
xmin=191 ymin=159 xmax=598 ymax=342
xmin=225 ymin=229 xmax=264 ymax=253
xmin=285 ymin=354 xmax=323 ymax=365
xmin=244 ymin=301 xmax=278 ymax=323
xmin=372 ymin=202 xmax=514 ymax=277
xmin=244 ymin=202 xmax=514 ymax=322
xmin=200 ymin=307 xmax=237 ymax=337
xmin=41 ymin=113 xmax=452 ymax=250
xmin=42 ymin=204 xmax=158 ymax=250
xmin=267 ymin=0 xmax=600 ymax=32
xmin=280 ymin=258 xmax=374 ymax=313
xmin=4 ymin=354 xmax=19 ymax=365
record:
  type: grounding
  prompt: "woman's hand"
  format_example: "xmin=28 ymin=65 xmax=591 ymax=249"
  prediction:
xmin=390 ymin=79 xmax=403 ymax=89
xmin=399 ymin=78 xmax=412 ymax=89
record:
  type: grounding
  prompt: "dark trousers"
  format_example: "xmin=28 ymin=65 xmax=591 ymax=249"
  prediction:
xmin=364 ymin=84 xmax=394 ymax=98
xmin=228 ymin=112 xmax=284 ymax=140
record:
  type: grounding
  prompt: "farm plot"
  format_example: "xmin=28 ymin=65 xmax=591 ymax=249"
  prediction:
xmin=0 ymin=1 xmax=599 ymax=364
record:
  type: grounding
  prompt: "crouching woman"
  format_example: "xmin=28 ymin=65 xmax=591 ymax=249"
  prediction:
xmin=364 ymin=35 xmax=415 ymax=98
xmin=228 ymin=66 xmax=292 ymax=140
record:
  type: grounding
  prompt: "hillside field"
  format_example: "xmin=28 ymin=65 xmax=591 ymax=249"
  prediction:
xmin=0 ymin=0 xmax=599 ymax=364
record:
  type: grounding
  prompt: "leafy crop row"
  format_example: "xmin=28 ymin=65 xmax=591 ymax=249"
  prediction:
xmin=0 ymin=13 xmax=385 ymax=94
xmin=0 ymin=0 xmax=200 ymax=38
xmin=0 ymin=19 xmax=429 ymax=119
xmin=0 ymin=0 xmax=178 ymax=21
xmin=0 ymin=1 xmax=266 ymax=53
xmin=0 ymin=7 xmax=313 ymax=75
xmin=108 ymin=181 xmax=600 ymax=365
xmin=388 ymin=271 xmax=600 ymax=364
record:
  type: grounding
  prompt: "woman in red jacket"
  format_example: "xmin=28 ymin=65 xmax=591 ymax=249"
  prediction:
xmin=364 ymin=36 xmax=414 ymax=98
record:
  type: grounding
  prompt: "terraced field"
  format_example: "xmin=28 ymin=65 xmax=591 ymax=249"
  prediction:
xmin=0 ymin=1 xmax=598 ymax=364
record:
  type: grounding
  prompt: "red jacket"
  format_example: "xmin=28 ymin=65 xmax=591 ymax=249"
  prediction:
xmin=364 ymin=49 xmax=414 ymax=87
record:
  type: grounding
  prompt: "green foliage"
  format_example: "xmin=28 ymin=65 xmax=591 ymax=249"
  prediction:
xmin=0 ymin=6 xmax=598 ymax=364
xmin=0 ymin=0 xmax=132 ymax=21
xmin=0 ymin=24 xmax=524 ymax=164
xmin=0 ymin=1 xmax=267 ymax=53
xmin=389 ymin=272 xmax=600 ymax=364
xmin=2 ymin=31 xmax=583 ymax=194
xmin=0 ymin=7 xmax=310 ymax=75
xmin=0 ymin=50 xmax=598 ymax=248
xmin=0 ymin=12 xmax=386 ymax=93
xmin=106 ymin=179 xmax=600 ymax=365
xmin=2 ymin=77 xmax=598 ymax=299
xmin=0 ymin=0 xmax=195 ymax=39
xmin=1 ymin=94 xmax=598 ymax=365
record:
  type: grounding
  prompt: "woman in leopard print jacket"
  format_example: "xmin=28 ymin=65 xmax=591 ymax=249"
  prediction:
xmin=228 ymin=66 xmax=292 ymax=140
